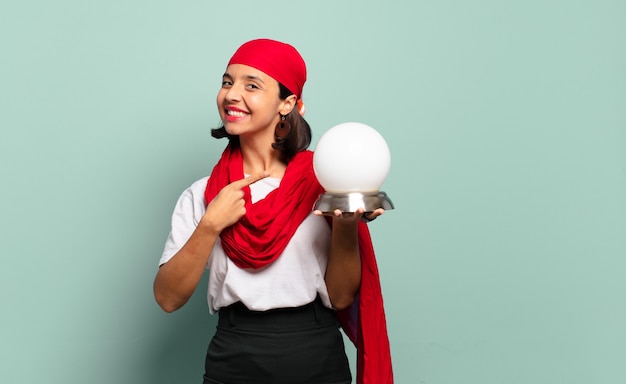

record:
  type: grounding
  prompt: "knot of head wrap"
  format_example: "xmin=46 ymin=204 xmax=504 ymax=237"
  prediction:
xmin=228 ymin=38 xmax=307 ymax=100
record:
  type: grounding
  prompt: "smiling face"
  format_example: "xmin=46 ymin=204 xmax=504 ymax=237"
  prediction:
xmin=216 ymin=64 xmax=295 ymax=141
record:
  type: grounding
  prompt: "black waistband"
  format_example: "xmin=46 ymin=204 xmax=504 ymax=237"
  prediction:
xmin=217 ymin=296 xmax=338 ymax=332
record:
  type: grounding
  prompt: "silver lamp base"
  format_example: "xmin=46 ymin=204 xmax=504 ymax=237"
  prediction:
xmin=313 ymin=191 xmax=394 ymax=214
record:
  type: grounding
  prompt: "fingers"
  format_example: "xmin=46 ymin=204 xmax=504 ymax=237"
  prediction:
xmin=313 ymin=208 xmax=385 ymax=223
xmin=329 ymin=208 xmax=363 ymax=221
xmin=367 ymin=208 xmax=385 ymax=219
xmin=230 ymin=171 xmax=270 ymax=189
xmin=361 ymin=208 xmax=384 ymax=222
xmin=204 ymin=173 xmax=268 ymax=232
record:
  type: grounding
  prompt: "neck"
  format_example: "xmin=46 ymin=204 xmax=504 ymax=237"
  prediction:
xmin=239 ymin=137 xmax=286 ymax=178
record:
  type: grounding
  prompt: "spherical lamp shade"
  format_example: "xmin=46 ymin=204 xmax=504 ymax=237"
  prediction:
xmin=313 ymin=122 xmax=394 ymax=213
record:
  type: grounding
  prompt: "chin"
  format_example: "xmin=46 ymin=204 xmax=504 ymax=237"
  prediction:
xmin=224 ymin=126 xmax=241 ymax=136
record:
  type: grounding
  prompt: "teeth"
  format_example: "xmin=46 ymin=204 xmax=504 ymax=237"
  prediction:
xmin=227 ymin=110 xmax=247 ymax=117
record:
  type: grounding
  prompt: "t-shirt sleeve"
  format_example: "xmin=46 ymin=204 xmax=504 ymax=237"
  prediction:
xmin=158 ymin=177 xmax=209 ymax=267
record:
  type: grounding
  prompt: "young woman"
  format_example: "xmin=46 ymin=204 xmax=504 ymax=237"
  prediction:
xmin=153 ymin=38 xmax=393 ymax=384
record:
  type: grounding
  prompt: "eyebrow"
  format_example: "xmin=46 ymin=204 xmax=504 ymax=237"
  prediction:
xmin=245 ymin=75 xmax=264 ymax=83
xmin=222 ymin=72 xmax=265 ymax=83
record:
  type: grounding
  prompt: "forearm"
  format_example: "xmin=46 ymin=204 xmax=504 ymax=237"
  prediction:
xmin=154 ymin=172 xmax=268 ymax=312
xmin=325 ymin=221 xmax=361 ymax=310
xmin=153 ymin=225 xmax=219 ymax=313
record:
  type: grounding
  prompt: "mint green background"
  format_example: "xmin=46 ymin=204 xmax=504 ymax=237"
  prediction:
xmin=2 ymin=1 xmax=625 ymax=383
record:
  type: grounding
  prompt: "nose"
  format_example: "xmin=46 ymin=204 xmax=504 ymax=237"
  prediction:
xmin=223 ymin=83 xmax=243 ymax=102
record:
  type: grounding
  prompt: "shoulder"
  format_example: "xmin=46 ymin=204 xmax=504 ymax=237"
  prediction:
xmin=187 ymin=176 xmax=210 ymax=195
xmin=160 ymin=176 xmax=211 ymax=265
xmin=172 ymin=176 xmax=210 ymax=213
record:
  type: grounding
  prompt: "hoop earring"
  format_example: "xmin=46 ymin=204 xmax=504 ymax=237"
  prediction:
xmin=275 ymin=114 xmax=291 ymax=139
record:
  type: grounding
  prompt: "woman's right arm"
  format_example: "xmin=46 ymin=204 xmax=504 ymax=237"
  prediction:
xmin=153 ymin=220 xmax=220 ymax=313
xmin=153 ymin=172 xmax=268 ymax=313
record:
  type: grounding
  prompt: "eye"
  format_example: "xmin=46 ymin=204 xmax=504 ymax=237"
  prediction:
xmin=221 ymin=80 xmax=233 ymax=88
xmin=246 ymin=83 xmax=260 ymax=90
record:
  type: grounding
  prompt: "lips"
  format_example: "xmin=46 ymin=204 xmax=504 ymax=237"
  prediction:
xmin=224 ymin=106 xmax=249 ymax=122
xmin=227 ymin=110 xmax=247 ymax=117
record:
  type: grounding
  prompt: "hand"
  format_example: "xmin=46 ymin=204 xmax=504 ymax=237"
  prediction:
xmin=201 ymin=172 xmax=269 ymax=233
xmin=313 ymin=207 xmax=385 ymax=223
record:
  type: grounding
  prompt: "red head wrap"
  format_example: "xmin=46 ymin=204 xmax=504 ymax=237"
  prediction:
xmin=228 ymin=38 xmax=307 ymax=99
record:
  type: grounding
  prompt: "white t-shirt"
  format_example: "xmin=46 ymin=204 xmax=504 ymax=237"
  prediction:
xmin=159 ymin=176 xmax=333 ymax=314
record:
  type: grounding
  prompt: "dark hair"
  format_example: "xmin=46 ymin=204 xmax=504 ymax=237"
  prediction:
xmin=211 ymin=83 xmax=312 ymax=164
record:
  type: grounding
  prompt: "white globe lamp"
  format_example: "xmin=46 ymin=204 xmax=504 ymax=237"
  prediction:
xmin=313 ymin=122 xmax=394 ymax=213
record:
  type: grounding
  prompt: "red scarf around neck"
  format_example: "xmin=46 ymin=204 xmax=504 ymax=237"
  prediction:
xmin=204 ymin=144 xmax=393 ymax=384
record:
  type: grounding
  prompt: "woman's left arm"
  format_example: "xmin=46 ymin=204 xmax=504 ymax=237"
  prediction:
xmin=320 ymin=208 xmax=383 ymax=310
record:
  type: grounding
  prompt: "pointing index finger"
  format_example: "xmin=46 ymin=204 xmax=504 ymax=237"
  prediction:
xmin=232 ymin=171 xmax=270 ymax=189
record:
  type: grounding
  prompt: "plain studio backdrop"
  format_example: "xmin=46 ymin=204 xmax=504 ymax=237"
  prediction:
xmin=1 ymin=1 xmax=625 ymax=383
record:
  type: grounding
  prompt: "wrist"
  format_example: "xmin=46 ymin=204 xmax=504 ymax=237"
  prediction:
xmin=198 ymin=216 xmax=222 ymax=236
